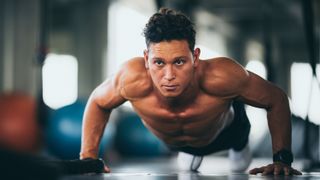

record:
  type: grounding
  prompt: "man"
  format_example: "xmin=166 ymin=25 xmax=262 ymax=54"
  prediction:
xmin=80 ymin=8 xmax=302 ymax=175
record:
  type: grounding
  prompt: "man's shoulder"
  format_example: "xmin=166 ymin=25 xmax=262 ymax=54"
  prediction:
xmin=202 ymin=57 xmax=239 ymax=69
xmin=200 ymin=57 xmax=245 ymax=79
xmin=122 ymin=57 xmax=146 ymax=70
xmin=119 ymin=57 xmax=153 ymax=99
xmin=199 ymin=57 xmax=249 ymax=97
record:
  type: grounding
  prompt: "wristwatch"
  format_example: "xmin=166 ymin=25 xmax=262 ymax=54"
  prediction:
xmin=273 ymin=149 xmax=293 ymax=166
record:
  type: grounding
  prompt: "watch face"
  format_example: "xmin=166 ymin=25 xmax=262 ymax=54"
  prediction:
xmin=282 ymin=151 xmax=293 ymax=162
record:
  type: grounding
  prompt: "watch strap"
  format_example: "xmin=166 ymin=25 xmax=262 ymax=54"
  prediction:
xmin=273 ymin=149 xmax=293 ymax=166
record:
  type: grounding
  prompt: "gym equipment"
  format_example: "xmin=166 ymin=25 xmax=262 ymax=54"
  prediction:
xmin=45 ymin=158 xmax=105 ymax=174
xmin=114 ymin=106 xmax=169 ymax=157
xmin=0 ymin=93 xmax=40 ymax=153
xmin=0 ymin=147 xmax=60 ymax=180
xmin=0 ymin=147 xmax=105 ymax=180
xmin=45 ymin=100 xmax=115 ymax=159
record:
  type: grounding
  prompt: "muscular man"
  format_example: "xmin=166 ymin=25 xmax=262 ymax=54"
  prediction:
xmin=80 ymin=8 xmax=302 ymax=175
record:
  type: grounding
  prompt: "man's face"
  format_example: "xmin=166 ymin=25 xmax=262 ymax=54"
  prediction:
xmin=144 ymin=40 xmax=200 ymax=98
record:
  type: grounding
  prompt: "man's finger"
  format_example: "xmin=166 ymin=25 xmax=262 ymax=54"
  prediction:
xmin=249 ymin=167 xmax=264 ymax=174
xmin=262 ymin=165 xmax=274 ymax=176
xmin=292 ymin=168 xmax=303 ymax=175
xmin=273 ymin=165 xmax=281 ymax=175
xmin=284 ymin=167 xmax=290 ymax=176
xmin=249 ymin=168 xmax=258 ymax=174
xmin=104 ymin=165 xmax=111 ymax=173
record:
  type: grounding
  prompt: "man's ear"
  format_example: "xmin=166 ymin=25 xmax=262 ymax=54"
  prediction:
xmin=193 ymin=48 xmax=201 ymax=67
xmin=143 ymin=50 xmax=149 ymax=69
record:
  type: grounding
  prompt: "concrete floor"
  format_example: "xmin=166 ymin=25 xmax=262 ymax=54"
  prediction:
xmin=59 ymin=156 xmax=320 ymax=180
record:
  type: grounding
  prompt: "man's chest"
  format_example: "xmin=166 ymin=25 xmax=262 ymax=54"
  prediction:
xmin=130 ymin=94 xmax=231 ymax=123
xmin=129 ymin=94 xmax=233 ymax=146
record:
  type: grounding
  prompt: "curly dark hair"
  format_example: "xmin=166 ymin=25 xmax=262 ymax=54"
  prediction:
xmin=143 ymin=8 xmax=196 ymax=53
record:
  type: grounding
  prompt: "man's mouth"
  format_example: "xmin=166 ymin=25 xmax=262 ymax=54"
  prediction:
xmin=162 ymin=85 xmax=178 ymax=91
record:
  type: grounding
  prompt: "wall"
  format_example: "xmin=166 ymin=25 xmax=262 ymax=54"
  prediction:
xmin=0 ymin=0 xmax=41 ymax=96
xmin=49 ymin=0 xmax=109 ymax=99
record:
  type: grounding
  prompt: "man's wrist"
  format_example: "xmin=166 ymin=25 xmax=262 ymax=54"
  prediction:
xmin=79 ymin=151 xmax=98 ymax=160
xmin=273 ymin=149 xmax=293 ymax=166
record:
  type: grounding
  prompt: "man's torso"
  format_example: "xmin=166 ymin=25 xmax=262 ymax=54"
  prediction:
xmin=131 ymin=90 xmax=234 ymax=147
xmin=120 ymin=57 xmax=244 ymax=148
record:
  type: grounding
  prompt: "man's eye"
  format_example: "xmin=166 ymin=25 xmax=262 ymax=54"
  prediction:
xmin=155 ymin=61 xmax=164 ymax=66
xmin=175 ymin=59 xmax=185 ymax=65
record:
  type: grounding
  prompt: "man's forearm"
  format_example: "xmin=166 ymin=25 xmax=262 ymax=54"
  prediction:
xmin=80 ymin=99 xmax=111 ymax=159
xmin=267 ymin=93 xmax=292 ymax=153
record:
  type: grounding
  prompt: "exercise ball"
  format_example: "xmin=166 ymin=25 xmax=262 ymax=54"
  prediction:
xmin=114 ymin=107 xmax=169 ymax=157
xmin=45 ymin=100 xmax=115 ymax=159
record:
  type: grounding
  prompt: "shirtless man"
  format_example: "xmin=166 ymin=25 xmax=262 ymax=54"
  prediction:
xmin=80 ymin=8 xmax=302 ymax=175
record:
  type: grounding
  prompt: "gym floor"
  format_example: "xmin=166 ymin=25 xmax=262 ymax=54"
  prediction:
xmin=59 ymin=156 xmax=319 ymax=180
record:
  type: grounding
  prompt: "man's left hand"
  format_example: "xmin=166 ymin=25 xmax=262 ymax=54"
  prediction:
xmin=249 ymin=162 xmax=302 ymax=176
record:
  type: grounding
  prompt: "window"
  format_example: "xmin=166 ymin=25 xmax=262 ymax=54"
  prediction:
xmin=196 ymin=44 xmax=223 ymax=59
xmin=42 ymin=53 xmax=78 ymax=109
xmin=291 ymin=63 xmax=320 ymax=124
xmin=106 ymin=2 xmax=151 ymax=77
xmin=106 ymin=2 xmax=154 ymax=108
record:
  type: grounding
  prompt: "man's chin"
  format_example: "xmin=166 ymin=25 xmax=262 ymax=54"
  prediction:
xmin=160 ymin=91 xmax=181 ymax=98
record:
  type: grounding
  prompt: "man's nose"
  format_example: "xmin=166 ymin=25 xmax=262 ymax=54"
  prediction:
xmin=164 ymin=66 xmax=176 ymax=81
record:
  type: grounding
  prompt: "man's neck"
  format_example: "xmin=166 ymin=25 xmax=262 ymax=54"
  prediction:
xmin=155 ymin=80 xmax=199 ymax=110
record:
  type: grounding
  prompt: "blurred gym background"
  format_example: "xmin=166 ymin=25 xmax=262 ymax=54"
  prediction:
xmin=0 ymin=0 xmax=319 ymax=171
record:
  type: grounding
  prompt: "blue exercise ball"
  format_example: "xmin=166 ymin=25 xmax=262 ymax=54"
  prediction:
xmin=114 ymin=107 xmax=169 ymax=157
xmin=45 ymin=100 xmax=115 ymax=159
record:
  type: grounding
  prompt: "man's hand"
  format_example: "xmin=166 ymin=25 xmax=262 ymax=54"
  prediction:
xmin=249 ymin=162 xmax=302 ymax=176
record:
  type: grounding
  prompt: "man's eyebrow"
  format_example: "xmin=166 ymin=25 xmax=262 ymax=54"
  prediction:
xmin=151 ymin=56 xmax=188 ymax=62
xmin=174 ymin=56 xmax=188 ymax=60
xmin=151 ymin=57 xmax=164 ymax=61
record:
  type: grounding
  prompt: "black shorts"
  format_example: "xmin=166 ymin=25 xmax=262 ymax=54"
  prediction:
xmin=170 ymin=101 xmax=251 ymax=156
